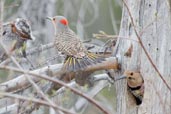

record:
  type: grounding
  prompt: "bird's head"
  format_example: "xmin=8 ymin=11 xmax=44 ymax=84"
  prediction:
xmin=124 ymin=70 xmax=143 ymax=87
xmin=46 ymin=16 xmax=69 ymax=34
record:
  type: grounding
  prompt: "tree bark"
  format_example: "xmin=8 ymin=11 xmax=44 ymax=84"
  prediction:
xmin=115 ymin=0 xmax=171 ymax=114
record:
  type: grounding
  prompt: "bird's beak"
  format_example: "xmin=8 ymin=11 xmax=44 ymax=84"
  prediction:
xmin=46 ymin=16 xmax=56 ymax=24
xmin=46 ymin=16 xmax=53 ymax=21
xmin=28 ymin=37 xmax=32 ymax=40
xmin=29 ymin=34 xmax=36 ymax=40
xmin=114 ymin=75 xmax=127 ymax=81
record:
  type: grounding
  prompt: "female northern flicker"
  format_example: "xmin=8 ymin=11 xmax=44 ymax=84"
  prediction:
xmin=124 ymin=70 xmax=144 ymax=105
xmin=2 ymin=18 xmax=33 ymax=59
xmin=47 ymin=16 xmax=104 ymax=71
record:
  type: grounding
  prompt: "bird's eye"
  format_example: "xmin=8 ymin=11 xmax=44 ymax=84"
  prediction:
xmin=53 ymin=18 xmax=56 ymax=21
xmin=130 ymin=72 xmax=133 ymax=75
xmin=128 ymin=77 xmax=132 ymax=79
xmin=11 ymin=24 xmax=15 ymax=27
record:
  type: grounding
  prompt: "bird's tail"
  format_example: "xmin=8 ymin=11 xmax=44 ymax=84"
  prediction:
xmin=63 ymin=52 xmax=104 ymax=72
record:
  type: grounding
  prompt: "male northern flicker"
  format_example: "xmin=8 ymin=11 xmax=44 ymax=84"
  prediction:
xmin=124 ymin=70 xmax=144 ymax=105
xmin=1 ymin=18 xmax=33 ymax=60
xmin=47 ymin=16 xmax=104 ymax=71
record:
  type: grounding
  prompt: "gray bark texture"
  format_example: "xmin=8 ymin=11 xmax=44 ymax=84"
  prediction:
xmin=114 ymin=0 xmax=171 ymax=114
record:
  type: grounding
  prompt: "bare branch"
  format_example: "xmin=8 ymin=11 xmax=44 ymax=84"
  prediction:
xmin=18 ymin=42 xmax=54 ymax=57
xmin=0 ymin=57 xmax=118 ymax=93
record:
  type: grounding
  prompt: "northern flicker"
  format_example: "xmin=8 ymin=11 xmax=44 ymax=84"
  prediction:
xmin=47 ymin=16 xmax=104 ymax=71
xmin=124 ymin=70 xmax=144 ymax=105
xmin=1 ymin=18 xmax=33 ymax=60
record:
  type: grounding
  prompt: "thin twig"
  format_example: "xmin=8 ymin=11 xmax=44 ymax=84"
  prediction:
xmin=17 ymin=42 xmax=55 ymax=57
xmin=25 ymin=73 xmax=73 ymax=114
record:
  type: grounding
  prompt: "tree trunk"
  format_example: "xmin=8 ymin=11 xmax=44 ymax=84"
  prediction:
xmin=115 ymin=0 xmax=171 ymax=114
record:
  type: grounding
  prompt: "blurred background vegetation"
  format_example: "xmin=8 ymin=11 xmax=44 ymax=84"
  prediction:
xmin=0 ymin=0 xmax=122 ymax=113
xmin=4 ymin=0 xmax=122 ymax=39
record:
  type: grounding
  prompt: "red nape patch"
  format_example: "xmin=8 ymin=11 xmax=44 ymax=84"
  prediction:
xmin=60 ymin=19 xmax=68 ymax=25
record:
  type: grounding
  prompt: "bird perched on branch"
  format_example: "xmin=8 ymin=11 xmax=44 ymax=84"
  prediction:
xmin=1 ymin=18 xmax=33 ymax=60
xmin=123 ymin=70 xmax=144 ymax=105
xmin=47 ymin=16 xmax=104 ymax=72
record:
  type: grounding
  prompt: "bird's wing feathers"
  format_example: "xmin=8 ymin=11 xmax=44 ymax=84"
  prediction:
xmin=14 ymin=19 xmax=32 ymax=39
xmin=15 ymin=19 xmax=31 ymax=34
xmin=55 ymin=28 xmax=104 ymax=71
xmin=55 ymin=29 xmax=86 ymax=57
